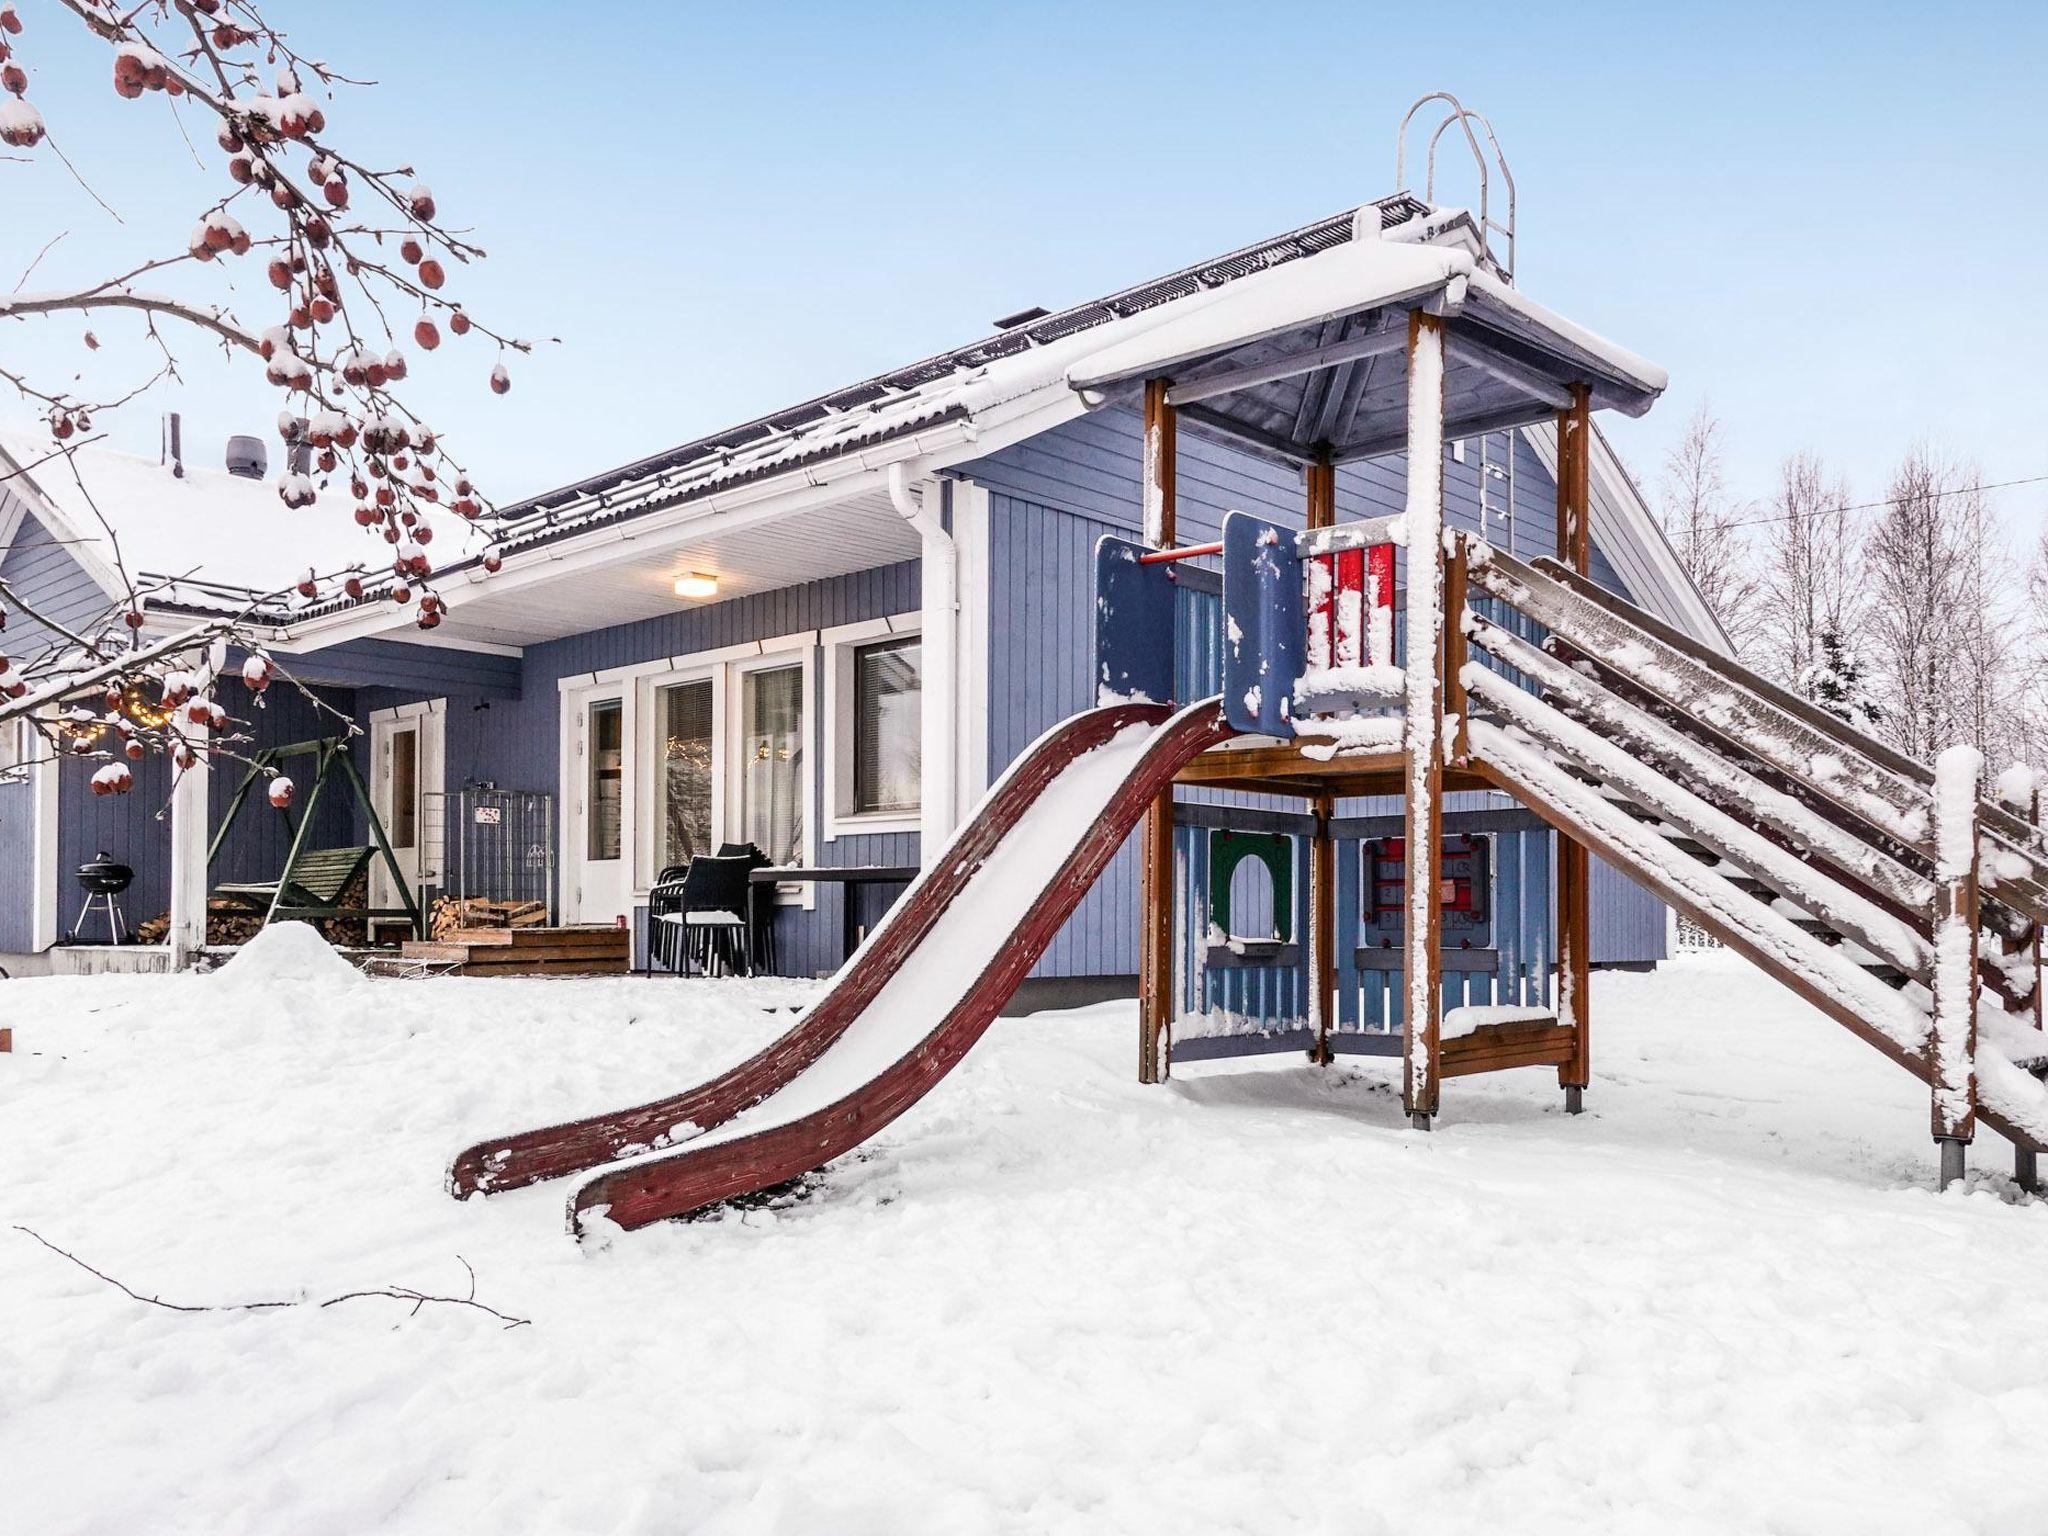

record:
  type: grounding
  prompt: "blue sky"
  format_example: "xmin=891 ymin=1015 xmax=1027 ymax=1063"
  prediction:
xmin=8 ymin=1 xmax=2046 ymax=531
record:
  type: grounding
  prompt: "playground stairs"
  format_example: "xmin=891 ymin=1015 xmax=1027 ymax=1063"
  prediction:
xmin=1456 ymin=539 xmax=2048 ymax=1166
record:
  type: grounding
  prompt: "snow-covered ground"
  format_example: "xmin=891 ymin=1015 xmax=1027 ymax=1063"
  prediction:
xmin=5 ymin=937 xmax=2047 ymax=1535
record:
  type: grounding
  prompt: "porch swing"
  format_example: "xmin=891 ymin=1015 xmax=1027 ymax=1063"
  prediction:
xmin=209 ymin=736 xmax=424 ymax=940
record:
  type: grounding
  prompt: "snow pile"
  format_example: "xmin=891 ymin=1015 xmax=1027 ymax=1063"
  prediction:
xmin=211 ymin=920 xmax=366 ymax=990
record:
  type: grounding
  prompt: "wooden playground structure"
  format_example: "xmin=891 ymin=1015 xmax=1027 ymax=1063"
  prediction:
xmin=448 ymin=100 xmax=2048 ymax=1238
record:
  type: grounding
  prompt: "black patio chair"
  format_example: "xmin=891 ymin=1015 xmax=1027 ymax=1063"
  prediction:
xmin=657 ymin=854 xmax=756 ymax=977
xmin=716 ymin=841 xmax=778 ymax=974
xmin=645 ymin=862 xmax=691 ymax=975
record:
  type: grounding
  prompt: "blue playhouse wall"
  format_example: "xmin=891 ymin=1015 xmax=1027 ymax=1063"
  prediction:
xmin=961 ymin=404 xmax=1668 ymax=1006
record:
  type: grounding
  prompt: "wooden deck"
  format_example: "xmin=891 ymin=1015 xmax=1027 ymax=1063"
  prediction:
xmin=400 ymin=925 xmax=630 ymax=977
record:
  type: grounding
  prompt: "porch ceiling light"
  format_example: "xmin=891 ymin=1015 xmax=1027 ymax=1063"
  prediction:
xmin=672 ymin=571 xmax=718 ymax=600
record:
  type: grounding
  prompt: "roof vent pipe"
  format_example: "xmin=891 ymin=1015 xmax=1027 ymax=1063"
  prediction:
xmin=224 ymin=435 xmax=267 ymax=480
xmin=162 ymin=412 xmax=184 ymax=479
xmin=888 ymin=460 xmax=958 ymax=861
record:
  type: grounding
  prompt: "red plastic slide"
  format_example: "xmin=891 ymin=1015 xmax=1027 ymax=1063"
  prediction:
xmin=449 ymin=696 xmax=1231 ymax=1237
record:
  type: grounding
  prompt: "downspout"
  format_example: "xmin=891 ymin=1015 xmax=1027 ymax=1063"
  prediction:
xmin=888 ymin=462 xmax=957 ymax=862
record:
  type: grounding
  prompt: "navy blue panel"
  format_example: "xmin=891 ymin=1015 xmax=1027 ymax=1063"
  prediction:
xmin=1221 ymin=511 xmax=1304 ymax=738
xmin=1094 ymin=535 xmax=1176 ymax=707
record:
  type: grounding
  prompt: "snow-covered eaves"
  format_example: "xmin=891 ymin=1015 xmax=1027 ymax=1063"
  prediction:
xmin=0 ymin=429 xmax=472 ymax=611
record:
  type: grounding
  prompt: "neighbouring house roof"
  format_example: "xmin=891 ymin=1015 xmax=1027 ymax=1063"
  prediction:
xmin=0 ymin=429 xmax=471 ymax=610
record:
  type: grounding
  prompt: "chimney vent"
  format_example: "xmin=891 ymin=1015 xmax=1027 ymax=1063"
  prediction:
xmin=162 ymin=413 xmax=185 ymax=479
xmin=289 ymin=440 xmax=311 ymax=477
xmin=224 ymin=435 xmax=267 ymax=480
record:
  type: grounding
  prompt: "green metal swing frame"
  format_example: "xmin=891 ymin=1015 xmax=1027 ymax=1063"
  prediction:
xmin=208 ymin=736 xmax=424 ymax=939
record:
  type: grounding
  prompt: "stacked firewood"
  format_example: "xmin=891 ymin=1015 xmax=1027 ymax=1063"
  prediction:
xmin=428 ymin=896 xmax=547 ymax=940
xmin=131 ymin=869 xmax=372 ymax=948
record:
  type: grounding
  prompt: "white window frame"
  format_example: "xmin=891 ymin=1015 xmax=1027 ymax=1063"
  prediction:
xmin=632 ymin=659 xmax=727 ymax=892
xmin=593 ymin=630 xmax=818 ymax=907
xmin=725 ymin=637 xmax=816 ymax=905
xmin=822 ymin=613 xmax=922 ymax=842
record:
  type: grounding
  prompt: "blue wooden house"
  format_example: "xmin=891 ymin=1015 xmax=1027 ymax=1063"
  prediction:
xmin=0 ymin=190 xmax=1723 ymax=1034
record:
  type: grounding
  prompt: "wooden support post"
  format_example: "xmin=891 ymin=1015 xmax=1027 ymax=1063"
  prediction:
xmin=1310 ymin=792 xmax=1337 ymax=1065
xmin=1137 ymin=377 xmax=1178 ymax=1083
xmin=1401 ymin=312 xmax=1447 ymax=1127
xmin=1443 ymin=535 xmax=1471 ymax=766
xmin=1305 ymin=452 xmax=1338 ymax=1065
xmin=1141 ymin=377 xmax=1178 ymax=551
xmin=2020 ymin=783 xmax=2043 ymax=1192
xmin=1930 ymin=747 xmax=1983 ymax=1187
xmin=1555 ymin=385 xmax=1592 ymax=1112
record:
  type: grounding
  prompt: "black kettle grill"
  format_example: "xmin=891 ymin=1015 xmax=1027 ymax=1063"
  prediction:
xmin=74 ymin=851 xmax=133 ymax=943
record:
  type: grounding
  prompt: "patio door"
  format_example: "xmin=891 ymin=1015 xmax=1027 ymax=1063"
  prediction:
xmin=567 ymin=687 xmax=632 ymax=925
xmin=370 ymin=702 xmax=444 ymax=920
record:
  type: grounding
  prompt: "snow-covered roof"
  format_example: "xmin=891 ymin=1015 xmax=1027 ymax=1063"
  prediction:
xmin=0 ymin=429 xmax=470 ymax=606
xmin=471 ymin=195 xmax=1662 ymax=563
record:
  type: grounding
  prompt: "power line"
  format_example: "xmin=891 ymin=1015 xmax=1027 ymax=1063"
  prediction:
xmin=1705 ymin=473 xmax=2048 ymax=534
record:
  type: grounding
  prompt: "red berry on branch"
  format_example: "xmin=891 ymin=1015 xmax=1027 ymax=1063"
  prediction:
xmin=416 ymin=258 xmax=445 ymax=290
xmin=414 ymin=318 xmax=440 ymax=351
xmin=489 ymin=360 xmax=511 ymax=395
xmin=400 ymin=237 xmax=424 ymax=265
xmin=448 ymin=309 xmax=471 ymax=336
xmin=267 ymin=259 xmax=292 ymax=291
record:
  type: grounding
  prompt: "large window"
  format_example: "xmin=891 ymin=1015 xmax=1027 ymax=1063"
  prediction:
xmin=587 ymin=698 xmax=623 ymax=861
xmin=852 ymin=637 xmax=921 ymax=814
xmin=656 ymin=679 xmax=714 ymax=871
xmin=740 ymin=664 xmax=803 ymax=865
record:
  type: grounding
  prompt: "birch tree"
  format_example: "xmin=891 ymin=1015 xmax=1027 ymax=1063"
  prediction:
xmin=1862 ymin=446 xmax=2017 ymax=763
xmin=1657 ymin=402 xmax=1760 ymax=654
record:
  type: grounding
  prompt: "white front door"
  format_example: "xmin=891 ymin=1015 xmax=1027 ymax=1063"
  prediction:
xmin=567 ymin=688 xmax=632 ymax=925
xmin=370 ymin=702 xmax=445 ymax=918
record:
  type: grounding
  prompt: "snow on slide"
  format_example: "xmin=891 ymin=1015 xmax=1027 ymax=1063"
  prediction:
xmin=452 ymin=697 xmax=1232 ymax=1236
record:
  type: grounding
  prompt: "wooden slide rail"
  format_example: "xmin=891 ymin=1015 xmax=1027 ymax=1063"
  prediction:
xmin=449 ymin=700 xmax=1191 ymax=1198
xmin=569 ymin=700 xmax=1237 ymax=1236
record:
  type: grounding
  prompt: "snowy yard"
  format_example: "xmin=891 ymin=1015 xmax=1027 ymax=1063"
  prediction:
xmin=4 ymin=943 xmax=2047 ymax=1536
